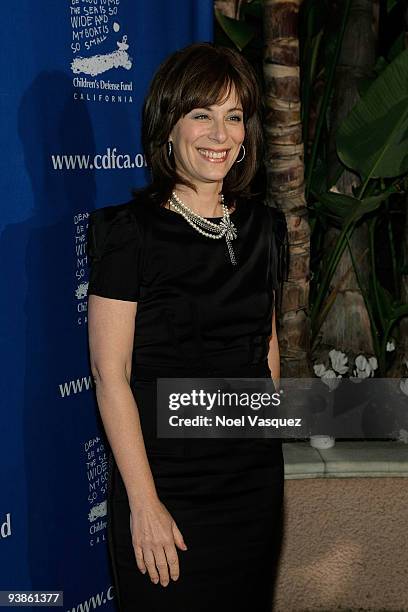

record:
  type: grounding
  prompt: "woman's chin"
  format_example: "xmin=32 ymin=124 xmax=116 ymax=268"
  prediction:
xmin=195 ymin=164 xmax=233 ymax=183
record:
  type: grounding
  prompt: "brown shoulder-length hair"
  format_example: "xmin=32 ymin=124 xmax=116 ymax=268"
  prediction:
xmin=134 ymin=42 xmax=263 ymax=208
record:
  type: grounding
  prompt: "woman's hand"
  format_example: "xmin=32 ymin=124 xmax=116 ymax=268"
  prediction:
xmin=129 ymin=499 xmax=188 ymax=587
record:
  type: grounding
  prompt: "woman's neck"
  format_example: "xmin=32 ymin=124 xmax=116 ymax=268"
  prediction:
xmin=171 ymin=183 xmax=224 ymax=218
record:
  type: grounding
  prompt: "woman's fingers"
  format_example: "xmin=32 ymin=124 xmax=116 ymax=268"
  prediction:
xmin=130 ymin=514 xmax=147 ymax=574
xmin=172 ymin=519 xmax=188 ymax=551
xmin=164 ymin=542 xmax=180 ymax=581
xmin=152 ymin=546 xmax=171 ymax=586
xmin=130 ymin=501 xmax=186 ymax=586
xmin=143 ymin=548 xmax=160 ymax=584
xmin=133 ymin=543 xmax=147 ymax=575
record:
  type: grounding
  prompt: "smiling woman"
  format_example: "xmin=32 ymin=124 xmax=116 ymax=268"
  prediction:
xmin=167 ymin=91 xmax=245 ymax=210
xmin=87 ymin=42 xmax=286 ymax=612
xmin=140 ymin=42 xmax=262 ymax=214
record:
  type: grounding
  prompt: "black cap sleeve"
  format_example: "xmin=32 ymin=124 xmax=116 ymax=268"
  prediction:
xmin=87 ymin=203 xmax=143 ymax=302
xmin=266 ymin=205 xmax=289 ymax=310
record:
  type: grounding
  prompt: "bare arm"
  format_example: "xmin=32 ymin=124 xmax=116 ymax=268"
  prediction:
xmin=267 ymin=297 xmax=280 ymax=390
xmin=88 ymin=294 xmax=187 ymax=587
xmin=88 ymin=294 xmax=158 ymax=509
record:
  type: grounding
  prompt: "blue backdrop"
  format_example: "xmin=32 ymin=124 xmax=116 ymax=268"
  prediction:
xmin=0 ymin=1 xmax=212 ymax=609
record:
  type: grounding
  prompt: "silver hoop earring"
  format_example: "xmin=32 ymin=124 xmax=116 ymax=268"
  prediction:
xmin=167 ymin=141 xmax=173 ymax=157
xmin=235 ymin=144 xmax=246 ymax=163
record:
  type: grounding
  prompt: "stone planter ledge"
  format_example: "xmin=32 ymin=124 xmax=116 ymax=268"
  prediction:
xmin=282 ymin=440 xmax=408 ymax=479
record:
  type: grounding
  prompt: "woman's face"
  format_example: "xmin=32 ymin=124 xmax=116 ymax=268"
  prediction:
xmin=169 ymin=87 xmax=245 ymax=189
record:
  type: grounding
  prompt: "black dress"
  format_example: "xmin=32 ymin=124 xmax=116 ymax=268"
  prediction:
xmin=87 ymin=195 xmax=287 ymax=612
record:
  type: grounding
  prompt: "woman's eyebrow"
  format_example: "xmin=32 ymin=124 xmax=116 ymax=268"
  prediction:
xmin=193 ymin=106 xmax=244 ymax=112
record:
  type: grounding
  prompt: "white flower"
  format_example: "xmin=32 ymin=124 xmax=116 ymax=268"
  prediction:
xmin=397 ymin=429 xmax=408 ymax=444
xmin=353 ymin=354 xmax=376 ymax=378
xmin=386 ymin=338 xmax=396 ymax=352
xmin=352 ymin=366 xmax=369 ymax=378
xmin=368 ymin=356 xmax=378 ymax=372
xmin=313 ymin=363 xmax=326 ymax=377
xmin=400 ymin=378 xmax=408 ymax=396
xmin=322 ymin=369 xmax=337 ymax=378
xmin=355 ymin=354 xmax=368 ymax=371
xmin=321 ymin=369 xmax=342 ymax=390
xmin=329 ymin=349 xmax=349 ymax=375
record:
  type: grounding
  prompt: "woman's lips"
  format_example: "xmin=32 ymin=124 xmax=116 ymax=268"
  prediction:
xmin=197 ymin=148 xmax=230 ymax=163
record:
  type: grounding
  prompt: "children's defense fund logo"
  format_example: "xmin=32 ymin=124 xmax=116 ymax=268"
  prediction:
xmin=71 ymin=34 xmax=132 ymax=77
xmin=70 ymin=0 xmax=134 ymax=104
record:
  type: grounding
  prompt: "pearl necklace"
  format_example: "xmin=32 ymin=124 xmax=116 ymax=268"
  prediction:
xmin=169 ymin=191 xmax=238 ymax=266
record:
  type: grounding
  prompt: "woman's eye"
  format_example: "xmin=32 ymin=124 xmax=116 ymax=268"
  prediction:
xmin=191 ymin=113 xmax=243 ymax=121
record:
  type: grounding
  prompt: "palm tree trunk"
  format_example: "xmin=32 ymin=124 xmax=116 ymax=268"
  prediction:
xmin=263 ymin=0 xmax=312 ymax=377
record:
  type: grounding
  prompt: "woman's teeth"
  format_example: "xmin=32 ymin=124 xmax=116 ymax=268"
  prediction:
xmin=198 ymin=149 xmax=228 ymax=161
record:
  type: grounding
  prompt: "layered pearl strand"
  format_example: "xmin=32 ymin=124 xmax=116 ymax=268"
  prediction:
xmin=169 ymin=190 xmax=238 ymax=266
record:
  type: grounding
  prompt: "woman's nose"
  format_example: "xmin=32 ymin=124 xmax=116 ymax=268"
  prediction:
xmin=209 ymin=118 xmax=228 ymax=143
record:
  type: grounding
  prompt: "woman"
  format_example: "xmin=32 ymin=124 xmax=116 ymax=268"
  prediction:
xmin=87 ymin=42 xmax=287 ymax=612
